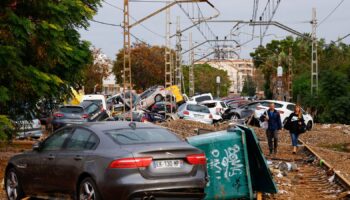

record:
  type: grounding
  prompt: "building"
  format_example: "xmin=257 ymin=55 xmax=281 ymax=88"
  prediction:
xmin=102 ymin=72 xmax=120 ymax=95
xmin=196 ymin=59 xmax=255 ymax=94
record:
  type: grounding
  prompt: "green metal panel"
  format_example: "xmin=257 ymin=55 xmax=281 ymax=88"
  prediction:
xmin=187 ymin=130 xmax=251 ymax=200
xmin=234 ymin=125 xmax=278 ymax=194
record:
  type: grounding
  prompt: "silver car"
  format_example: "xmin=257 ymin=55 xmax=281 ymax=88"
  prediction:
xmin=177 ymin=103 xmax=213 ymax=124
xmin=139 ymin=86 xmax=171 ymax=109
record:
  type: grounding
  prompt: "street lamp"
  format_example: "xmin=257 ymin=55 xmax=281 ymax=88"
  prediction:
xmin=216 ymin=76 xmax=221 ymax=98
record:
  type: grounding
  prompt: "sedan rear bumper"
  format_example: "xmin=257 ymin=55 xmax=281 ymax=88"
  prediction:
xmin=100 ymin=169 xmax=207 ymax=200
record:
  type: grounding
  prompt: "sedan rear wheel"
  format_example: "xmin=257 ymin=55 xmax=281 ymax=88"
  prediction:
xmin=5 ymin=169 xmax=24 ymax=200
xmin=79 ymin=178 xmax=101 ymax=200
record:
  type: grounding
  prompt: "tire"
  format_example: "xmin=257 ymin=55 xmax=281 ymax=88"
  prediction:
xmin=78 ymin=177 xmax=101 ymax=200
xmin=154 ymin=94 xmax=163 ymax=102
xmin=5 ymin=168 xmax=25 ymax=200
xmin=306 ymin=121 xmax=313 ymax=131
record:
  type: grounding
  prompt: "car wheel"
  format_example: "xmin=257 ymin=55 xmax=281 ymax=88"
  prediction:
xmin=5 ymin=168 xmax=25 ymax=200
xmin=230 ymin=114 xmax=240 ymax=121
xmin=283 ymin=118 xmax=288 ymax=126
xmin=307 ymin=121 xmax=313 ymax=131
xmin=154 ymin=94 xmax=163 ymax=102
xmin=78 ymin=177 xmax=101 ymax=200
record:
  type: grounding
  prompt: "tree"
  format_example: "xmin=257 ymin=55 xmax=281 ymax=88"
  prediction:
xmin=250 ymin=36 xmax=350 ymax=124
xmin=83 ymin=48 xmax=111 ymax=94
xmin=182 ymin=63 xmax=231 ymax=97
xmin=241 ymin=75 xmax=256 ymax=96
xmin=0 ymin=0 xmax=101 ymax=139
xmin=113 ymin=44 xmax=169 ymax=91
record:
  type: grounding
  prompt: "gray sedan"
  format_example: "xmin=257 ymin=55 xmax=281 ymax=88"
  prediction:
xmin=4 ymin=122 xmax=207 ymax=200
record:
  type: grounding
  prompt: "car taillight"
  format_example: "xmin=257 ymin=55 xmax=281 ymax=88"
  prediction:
xmin=108 ymin=157 xmax=153 ymax=168
xmin=53 ymin=113 xmax=64 ymax=118
xmin=216 ymin=108 xmax=221 ymax=114
xmin=278 ymin=110 xmax=284 ymax=114
xmin=186 ymin=153 xmax=206 ymax=165
xmin=82 ymin=114 xmax=89 ymax=119
xmin=183 ymin=111 xmax=189 ymax=115
xmin=209 ymin=114 xmax=213 ymax=119
xmin=141 ymin=117 xmax=148 ymax=122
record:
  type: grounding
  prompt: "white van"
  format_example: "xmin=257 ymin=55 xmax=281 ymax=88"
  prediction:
xmin=82 ymin=94 xmax=107 ymax=111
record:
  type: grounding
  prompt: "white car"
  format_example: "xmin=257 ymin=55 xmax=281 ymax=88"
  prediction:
xmin=254 ymin=100 xmax=314 ymax=130
xmin=177 ymin=103 xmax=213 ymax=125
xmin=199 ymin=100 xmax=229 ymax=122
xmin=188 ymin=93 xmax=213 ymax=104
xmin=14 ymin=112 xmax=43 ymax=140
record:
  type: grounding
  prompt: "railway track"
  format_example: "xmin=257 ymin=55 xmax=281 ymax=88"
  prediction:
xmin=265 ymin=140 xmax=350 ymax=200
xmin=299 ymin=139 xmax=350 ymax=199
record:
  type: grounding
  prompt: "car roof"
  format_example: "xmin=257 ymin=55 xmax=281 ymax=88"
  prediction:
xmin=72 ymin=121 xmax=160 ymax=132
xmin=83 ymin=94 xmax=105 ymax=99
xmin=260 ymin=100 xmax=293 ymax=105
xmin=200 ymin=100 xmax=223 ymax=104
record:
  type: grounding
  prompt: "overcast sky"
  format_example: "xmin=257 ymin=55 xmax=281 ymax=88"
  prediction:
xmin=79 ymin=0 xmax=350 ymax=61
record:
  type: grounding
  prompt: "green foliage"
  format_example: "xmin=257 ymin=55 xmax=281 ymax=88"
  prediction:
xmin=250 ymin=36 xmax=350 ymax=124
xmin=0 ymin=0 xmax=101 ymax=131
xmin=0 ymin=115 xmax=14 ymax=141
xmin=113 ymin=44 xmax=168 ymax=91
xmin=241 ymin=75 xmax=256 ymax=96
xmin=182 ymin=64 xmax=231 ymax=97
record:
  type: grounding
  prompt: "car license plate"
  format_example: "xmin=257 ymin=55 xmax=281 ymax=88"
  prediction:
xmin=154 ymin=160 xmax=183 ymax=169
xmin=194 ymin=114 xmax=204 ymax=118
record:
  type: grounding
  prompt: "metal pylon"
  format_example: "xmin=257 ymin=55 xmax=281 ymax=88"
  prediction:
xmin=165 ymin=4 xmax=172 ymax=88
xmin=288 ymin=47 xmax=293 ymax=101
xmin=189 ymin=32 xmax=195 ymax=96
xmin=311 ymin=8 xmax=318 ymax=95
xmin=123 ymin=0 xmax=133 ymax=119
xmin=175 ymin=16 xmax=182 ymax=91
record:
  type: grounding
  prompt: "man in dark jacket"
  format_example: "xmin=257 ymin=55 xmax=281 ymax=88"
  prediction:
xmin=260 ymin=102 xmax=282 ymax=155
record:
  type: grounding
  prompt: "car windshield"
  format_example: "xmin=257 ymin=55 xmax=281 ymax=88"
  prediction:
xmin=84 ymin=100 xmax=102 ymax=106
xmin=106 ymin=128 xmax=180 ymax=145
xmin=195 ymin=96 xmax=212 ymax=103
xmin=59 ymin=106 xmax=84 ymax=113
xmin=187 ymin=104 xmax=210 ymax=113
xmin=203 ymin=103 xmax=216 ymax=108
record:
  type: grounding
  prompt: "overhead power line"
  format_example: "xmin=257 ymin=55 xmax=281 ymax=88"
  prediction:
xmin=318 ymin=0 xmax=345 ymax=27
xmin=90 ymin=19 xmax=149 ymax=45
xmin=103 ymin=0 xmax=165 ymax=38
xmin=335 ymin=33 xmax=350 ymax=43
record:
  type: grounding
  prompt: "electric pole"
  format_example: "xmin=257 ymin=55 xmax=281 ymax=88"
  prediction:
xmin=311 ymin=8 xmax=318 ymax=95
xmin=189 ymin=32 xmax=195 ymax=96
xmin=123 ymin=0 xmax=133 ymax=120
xmin=288 ymin=47 xmax=293 ymax=101
xmin=175 ymin=16 xmax=183 ymax=91
xmin=165 ymin=3 xmax=172 ymax=88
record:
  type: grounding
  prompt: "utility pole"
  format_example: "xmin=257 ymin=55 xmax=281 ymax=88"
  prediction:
xmin=288 ymin=47 xmax=293 ymax=101
xmin=123 ymin=0 xmax=133 ymax=120
xmin=311 ymin=8 xmax=318 ymax=95
xmin=189 ymin=32 xmax=195 ymax=96
xmin=175 ymin=16 xmax=183 ymax=91
xmin=165 ymin=4 xmax=172 ymax=88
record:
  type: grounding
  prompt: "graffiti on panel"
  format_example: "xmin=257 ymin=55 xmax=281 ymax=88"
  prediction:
xmin=207 ymin=144 xmax=244 ymax=184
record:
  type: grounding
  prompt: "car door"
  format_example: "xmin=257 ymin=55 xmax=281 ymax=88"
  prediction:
xmin=53 ymin=128 xmax=99 ymax=193
xmin=28 ymin=128 xmax=72 ymax=194
xmin=240 ymin=103 xmax=258 ymax=119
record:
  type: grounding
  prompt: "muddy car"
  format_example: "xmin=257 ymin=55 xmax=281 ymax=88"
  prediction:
xmin=4 ymin=122 xmax=207 ymax=200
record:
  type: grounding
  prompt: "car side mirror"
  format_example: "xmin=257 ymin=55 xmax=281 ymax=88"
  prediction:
xmin=32 ymin=142 xmax=41 ymax=151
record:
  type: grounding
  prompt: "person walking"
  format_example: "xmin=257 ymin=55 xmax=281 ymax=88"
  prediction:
xmin=260 ymin=103 xmax=282 ymax=156
xmin=284 ymin=105 xmax=305 ymax=154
